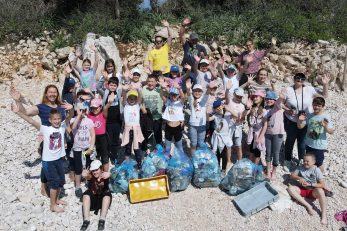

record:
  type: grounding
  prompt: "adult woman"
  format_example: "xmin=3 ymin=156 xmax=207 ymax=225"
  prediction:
xmin=234 ymin=38 xmax=276 ymax=86
xmin=282 ymin=73 xmax=330 ymax=171
xmin=241 ymin=68 xmax=275 ymax=95
xmin=10 ymin=84 xmax=72 ymax=196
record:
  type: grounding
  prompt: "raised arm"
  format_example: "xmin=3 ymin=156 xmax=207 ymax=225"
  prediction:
xmin=91 ymin=44 xmax=99 ymax=71
xmin=179 ymin=17 xmax=191 ymax=44
xmin=315 ymin=73 xmax=331 ymax=98
xmin=11 ymin=102 xmax=40 ymax=130
xmin=161 ymin=20 xmax=172 ymax=46
xmin=103 ymin=92 xmax=115 ymax=118
xmin=9 ymin=86 xmax=39 ymax=116
xmin=217 ymin=57 xmax=225 ymax=80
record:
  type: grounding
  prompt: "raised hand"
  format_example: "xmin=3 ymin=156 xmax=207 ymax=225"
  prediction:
xmin=184 ymin=64 xmax=191 ymax=70
xmin=122 ymin=84 xmax=130 ymax=91
xmin=226 ymin=79 xmax=233 ymax=90
xmin=248 ymin=74 xmax=256 ymax=80
xmin=75 ymin=47 xmax=82 ymax=57
xmin=101 ymin=171 xmax=111 ymax=179
xmin=298 ymin=114 xmax=306 ymax=122
xmin=246 ymin=98 xmax=253 ymax=109
xmin=217 ymin=56 xmax=225 ymax=65
xmin=9 ymin=86 xmax=22 ymax=102
xmin=122 ymin=58 xmax=128 ymax=67
xmin=279 ymin=88 xmax=287 ymax=99
xmin=108 ymin=92 xmax=115 ymax=103
xmin=271 ymin=37 xmax=277 ymax=46
xmin=161 ymin=20 xmax=169 ymax=27
xmin=194 ymin=55 xmax=201 ymax=63
xmin=159 ymin=78 xmax=168 ymax=88
xmin=61 ymin=101 xmax=73 ymax=111
xmin=321 ymin=118 xmax=329 ymax=128
xmin=102 ymin=70 xmax=108 ymax=78
xmin=321 ymin=73 xmax=331 ymax=86
xmin=182 ymin=17 xmax=191 ymax=26
xmin=64 ymin=64 xmax=72 ymax=75
xmin=186 ymin=78 xmax=192 ymax=89
xmin=270 ymin=78 xmax=277 ymax=84
xmin=90 ymin=44 xmax=97 ymax=52
xmin=11 ymin=102 xmax=19 ymax=113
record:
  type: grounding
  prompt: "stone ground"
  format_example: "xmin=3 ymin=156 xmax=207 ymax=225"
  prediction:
xmin=0 ymin=78 xmax=346 ymax=231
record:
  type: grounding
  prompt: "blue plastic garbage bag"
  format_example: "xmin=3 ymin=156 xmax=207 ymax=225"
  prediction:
xmin=109 ymin=159 xmax=139 ymax=194
xmin=140 ymin=144 xmax=168 ymax=178
xmin=167 ymin=149 xmax=193 ymax=192
xmin=219 ymin=158 xmax=265 ymax=195
xmin=192 ymin=144 xmax=221 ymax=188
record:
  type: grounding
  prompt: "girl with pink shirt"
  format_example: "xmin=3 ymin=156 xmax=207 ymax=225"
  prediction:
xmin=257 ymin=91 xmax=285 ymax=180
xmin=88 ymin=97 xmax=114 ymax=171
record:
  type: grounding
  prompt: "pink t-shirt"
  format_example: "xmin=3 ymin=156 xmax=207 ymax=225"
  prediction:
xmin=71 ymin=117 xmax=94 ymax=151
xmin=88 ymin=112 xmax=106 ymax=135
xmin=265 ymin=101 xmax=285 ymax=135
xmin=226 ymin=100 xmax=245 ymax=126
xmin=164 ymin=77 xmax=183 ymax=88
xmin=237 ymin=50 xmax=266 ymax=74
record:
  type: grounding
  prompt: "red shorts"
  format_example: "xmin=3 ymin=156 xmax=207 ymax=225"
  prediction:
xmin=299 ymin=187 xmax=315 ymax=199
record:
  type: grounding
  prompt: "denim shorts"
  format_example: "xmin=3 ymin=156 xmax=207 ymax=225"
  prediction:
xmin=189 ymin=125 xmax=206 ymax=147
xmin=42 ymin=158 xmax=65 ymax=189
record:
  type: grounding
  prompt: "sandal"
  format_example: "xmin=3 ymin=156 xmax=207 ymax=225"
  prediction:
xmin=98 ymin=219 xmax=105 ymax=231
xmin=324 ymin=189 xmax=334 ymax=197
xmin=80 ymin=220 xmax=90 ymax=231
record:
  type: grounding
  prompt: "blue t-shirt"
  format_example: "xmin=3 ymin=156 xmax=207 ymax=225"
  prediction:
xmin=37 ymin=104 xmax=66 ymax=126
xmin=304 ymin=113 xmax=333 ymax=150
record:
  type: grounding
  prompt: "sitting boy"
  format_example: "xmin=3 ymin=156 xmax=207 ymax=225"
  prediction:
xmin=287 ymin=152 xmax=327 ymax=225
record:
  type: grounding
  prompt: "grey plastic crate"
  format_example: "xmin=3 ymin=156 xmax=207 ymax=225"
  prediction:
xmin=233 ymin=181 xmax=279 ymax=217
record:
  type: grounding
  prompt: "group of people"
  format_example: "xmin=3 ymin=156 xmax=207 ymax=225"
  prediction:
xmin=10 ymin=17 xmax=335 ymax=229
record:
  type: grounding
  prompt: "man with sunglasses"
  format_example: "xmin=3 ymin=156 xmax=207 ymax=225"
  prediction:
xmin=148 ymin=20 xmax=172 ymax=77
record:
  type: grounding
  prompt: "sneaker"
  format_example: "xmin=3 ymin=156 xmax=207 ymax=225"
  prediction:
xmin=283 ymin=160 xmax=291 ymax=172
xmin=75 ymin=188 xmax=83 ymax=198
xmin=98 ymin=219 xmax=105 ymax=231
xmin=80 ymin=220 xmax=90 ymax=231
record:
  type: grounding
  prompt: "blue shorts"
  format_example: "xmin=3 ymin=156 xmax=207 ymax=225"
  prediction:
xmin=306 ymin=146 xmax=325 ymax=167
xmin=42 ymin=158 xmax=65 ymax=189
xmin=189 ymin=125 xmax=206 ymax=148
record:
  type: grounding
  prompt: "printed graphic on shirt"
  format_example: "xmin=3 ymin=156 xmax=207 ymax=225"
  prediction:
xmin=307 ymin=120 xmax=323 ymax=140
xmin=94 ymin=121 xmax=102 ymax=129
xmin=128 ymin=111 xmax=138 ymax=123
xmin=49 ymin=132 xmax=62 ymax=151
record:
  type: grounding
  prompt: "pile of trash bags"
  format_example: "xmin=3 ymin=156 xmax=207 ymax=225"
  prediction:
xmin=109 ymin=159 xmax=139 ymax=194
xmin=167 ymin=149 xmax=193 ymax=192
xmin=192 ymin=144 xmax=221 ymax=188
xmin=140 ymin=144 xmax=168 ymax=178
xmin=220 ymin=158 xmax=265 ymax=195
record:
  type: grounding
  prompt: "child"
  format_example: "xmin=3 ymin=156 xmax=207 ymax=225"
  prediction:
xmin=210 ymin=99 xmax=233 ymax=173
xmin=193 ymin=56 xmax=215 ymax=93
xmin=205 ymin=81 xmax=219 ymax=145
xmin=72 ymin=44 xmax=99 ymax=93
xmin=121 ymin=88 xmax=145 ymax=168
xmin=88 ymin=97 xmax=113 ymax=171
xmin=80 ymin=160 xmax=112 ymax=231
xmin=70 ymin=102 xmax=95 ymax=198
xmin=12 ymin=104 xmax=72 ymax=213
xmin=186 ymin=80 xmax=209 ymax=155
xmin=297 ymin=97 xmax=334 ymax=173
xmin=127 ymin=67 xmax=143 ymax=90
xmin=287 ymin=153 xmax=327 ymax=225
xmin=225 ymin=87 xmax=247 ymax=166
xmin=216 ymin=57 xmax=241 ymax=93
xmin=163 ymin=65 xmax=191 ymax=88
xmin=162 ymin=86 xmax=185 ymax=154
xmin=257 ymin=91 xmax=285 ymax=180
xmin=246 ymin=90 xmax=267 ymax=166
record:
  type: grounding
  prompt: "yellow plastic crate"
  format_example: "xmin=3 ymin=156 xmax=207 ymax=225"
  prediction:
xmin=129 ymin=175 xmax=170 ymax=203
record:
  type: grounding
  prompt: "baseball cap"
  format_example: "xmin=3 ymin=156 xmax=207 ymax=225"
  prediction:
xmin=192 ymin=84 xmax=203 ymax=91
xmin=227 ymin=64 xmax=237 ymax=72
xmin=68 ymin=78 xmax=76 ymax=87
xmin=234 ymin=87 xmax=244 ymax=97
xmin=131 ymin=67 xmax=141 ymax=75
xmin=200 ymin=59 xmax=209 ymax=65
xmin=90 ymin=98 xmax=102 ymax=108
xmin=189 ymin=32 xmax=199 ymax=40
xmin=251 ymin=90 xmax=265 ymax=98
xmin=170 ymin=65 xmax=179 ymax=73
xmin=213 ymin=99 xmax=222 ymax=108
xmin=265 ymin=90 xmax=278 ymax=100
xmin=127 ymin=90 xmax=138 ymax=97
xmin=169 ymin=87 xmax=179 ymax=95
xmin=90 ymin=160 xmax=102 ymax=171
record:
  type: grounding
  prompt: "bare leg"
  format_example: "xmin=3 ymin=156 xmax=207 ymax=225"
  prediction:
xmin=225 ymin=148 xmax=232 ymax=172
xmin=41 ymin=183 xmax=49 ymax=197
xmin=313 ymin=188 xmax=327 ymax=225
xmin=75 ymin=174 xmax=81 ymax=188
xmin=271 ymin=166 xmax=277 ymax=181
xmin=235 ymin=146 xmax=242 ymax=160
xmin=287 ymin=185 xmax=314 ymax=215
xmin=102 ymin=163 xmax=109 ymax=172
xmin=190 ymin=146 xmax=196 ymax=157
xmin=56 ymin=188 xmax=67 ymax=205
xmin=99 ymin=196 xmax=111 ymax=220
xmin=69 ymin=171 xmax=75 ymax=182
xmin=50 ymin=188 xmax=64 ymax=213
xmin=266 ymin=162 xmax=272 ymax=179
xmin=82 ymin=195 xmax=91 ymax=221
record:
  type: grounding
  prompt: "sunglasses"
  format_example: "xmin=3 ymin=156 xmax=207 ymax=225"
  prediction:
xmin=295 ymin=76 xmax=306 ymax=81
xmin=155 ymin=40 xmax=163 ymax=44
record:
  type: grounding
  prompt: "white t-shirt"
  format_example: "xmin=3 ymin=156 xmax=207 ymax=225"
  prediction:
xmin=196 ymin=70 xmax=212 ymax=93
xmin=188 ymin=95 xmax=208 ymax=126
xmin=223 ymin=74 xmax=240 ymax=94
xmin=284 ymin=85 xmax=317 ymax=122
xmin=123 ymin=104 xmax=140 ymax=126
xmin=40 ymin=125 xmax=66 ymax=161
xmin=162 ymin=99 xmax=184 ymax=122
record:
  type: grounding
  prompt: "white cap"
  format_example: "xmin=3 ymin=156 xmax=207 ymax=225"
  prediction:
xmin=131 ymin=67 xmax=141 ymax=75
xmin=234 ymin=87 xmax=245 ymax=97
xmin=192 ymin=84 xmax=203 ymax=90
xmin=199 ymin=59 xmax=209 ymax=64
xmin=90 ymin=160 xmax=102 ymax=171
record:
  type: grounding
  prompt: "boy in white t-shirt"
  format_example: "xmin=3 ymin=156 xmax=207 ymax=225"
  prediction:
xmin=12 ymin=103 xmax=72 ymax=213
